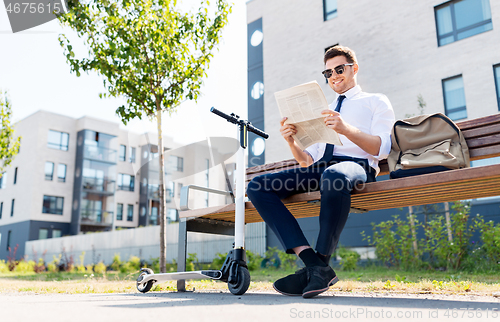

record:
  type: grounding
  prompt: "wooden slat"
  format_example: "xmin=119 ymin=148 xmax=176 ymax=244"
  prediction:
xmin=457 ymin=113 xmax=500 ymax=130
xmin=462 ymin=123 xmax=500 ymax=139
xmin=466 ymin=135 xmax=500 ymax=148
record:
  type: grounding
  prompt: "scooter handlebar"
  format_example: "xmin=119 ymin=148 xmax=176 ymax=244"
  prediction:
xmin=247 ymin=124 xmax=269 ymax=139
xmin=210 ymin=107 xmax=239 ymax=125
xmin=210 ymin=107 xmax=269 ymax=139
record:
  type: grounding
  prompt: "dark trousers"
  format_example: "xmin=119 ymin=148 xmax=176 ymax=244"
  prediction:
xmin=247 ymin=156 xmax=376 ymax=256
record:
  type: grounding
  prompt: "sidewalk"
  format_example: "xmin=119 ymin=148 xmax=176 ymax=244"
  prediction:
xmin=1 ymin=290 xmax=499 ymax=322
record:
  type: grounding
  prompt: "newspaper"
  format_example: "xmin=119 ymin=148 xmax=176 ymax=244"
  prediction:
xmin=274 ymin=81 xmax=342 ymax=150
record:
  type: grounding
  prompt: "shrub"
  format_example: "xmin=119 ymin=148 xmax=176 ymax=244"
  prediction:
xmin=120 ymin=256 xmax=142 ymax=273
xmin=47 ymin=254 xmax=62 ymax=273
xmin=245 ymin=250 xmax=263 ymax=271
xmin=276 ymin=248 xmax=297 ymax=270
xmin=110 ymin=254 xmax=122 ymax=272
xmin=33 ymin=258 xmax=46 ymax=273
xmin=364 ymin=201 xmax=483 ymax=271
xmin=0 ymin=260 xmax=9 ymax=273
xmin=186 ymin=253 xmax=198 ymax=271
xmin=13 ymin=260 xmax=35 ymax=273
xmin=336 ymin=245 xmax=360 ymax=271
xmin=94 ymin=262 xmax=107 ymax=274
xmin=211 ymin=253 xmax=227 ymax=269
xmin=475 ymin=217 xmax=500 ymax=268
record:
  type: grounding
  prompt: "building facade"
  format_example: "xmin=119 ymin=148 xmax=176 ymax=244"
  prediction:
xmin=246 ymin=0 xmax=500 ymax=253
xmin=0 ymin=110 xmax=232 ymax=260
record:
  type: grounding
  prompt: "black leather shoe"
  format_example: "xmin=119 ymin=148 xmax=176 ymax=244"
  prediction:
xmin=302 ymin=266 xmax=338 ymax=298
xmin=273 ymin=267 xmax=308 ymax=296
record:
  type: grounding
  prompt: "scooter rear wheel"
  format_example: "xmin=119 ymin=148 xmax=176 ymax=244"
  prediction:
xmin=136 ymin=268 xmax=155 ymax=293
xmin=228 ymin=266 xmax=250 ymax=295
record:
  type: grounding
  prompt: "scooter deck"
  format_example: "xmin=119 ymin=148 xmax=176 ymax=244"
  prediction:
xmin=139 ymin=270 xmax=222 ymax=285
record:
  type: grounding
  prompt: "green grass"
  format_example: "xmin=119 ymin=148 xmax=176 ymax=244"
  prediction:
xmin=1 ymin=266 xmax=499 ymax=295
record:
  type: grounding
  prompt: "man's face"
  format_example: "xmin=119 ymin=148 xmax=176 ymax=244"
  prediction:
xmin=325 ymin=55 xmax=358 ymax=94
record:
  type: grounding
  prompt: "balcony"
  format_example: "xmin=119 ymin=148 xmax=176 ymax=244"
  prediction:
xmin=83 ymin=146 xmax=117 ymax=163
xmin=80 ymin=209 xmax=113 ymax=226
xmin=82 ymin=177 xmax=115 ymax=194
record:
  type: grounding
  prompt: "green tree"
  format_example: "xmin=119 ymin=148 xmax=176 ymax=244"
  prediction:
xmin=57 ymin=0 xmax=231 ymax=272
xmin=0 ymin=91 xmax=21 ymax=174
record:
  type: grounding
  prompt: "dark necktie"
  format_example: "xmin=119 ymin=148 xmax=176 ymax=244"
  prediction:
xmin=318 ymin=95 xmax=346 ymax=164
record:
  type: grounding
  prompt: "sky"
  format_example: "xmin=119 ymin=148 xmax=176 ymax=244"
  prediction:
xmin=0 ymin=0 xmax=248 ymax=145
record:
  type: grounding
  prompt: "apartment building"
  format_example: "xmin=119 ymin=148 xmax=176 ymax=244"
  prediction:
xmin=0 ymin=110 xmax=231 ymax=260
xmin=246 ymin=0 xmax=500 ymax=252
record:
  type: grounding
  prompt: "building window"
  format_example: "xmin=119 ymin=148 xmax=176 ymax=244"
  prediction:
xmin=117 ymin=174 xmax=135 ymax=191
xmin=117 ymin=203 xmax=123 ymax=220
xmin=6 ymin=230 xmax=11 ymax=250
xmin=178 ymin=183 xmax=183 ymax=197
xmin=168 ymin=181 xmax=175 ymax=198
xmin=442 ymin=75 xmax=467 ymax=121
xmin=435 ymin=0 xmax=493 ymax=47
xmin=119 ymin=145 xmax=126 ymax=162
xmin=127 ymin=204 xmax=133 ymax=221
xmin=250 ymin=30 xmax=263 ymax=47
xmin=47 ymin=130 xmax=69 ymax=151
xmin=42 ymin=195 xmax=64 ymax=215
xmin=167 ymin=208 xmax=178 ymax=223
xmin=39 ymin=229 xmax=48 ymax=240
xmin=45 ymin=162 xmax=54 ymax=181
xmin=53 ymin=229 xmax=62 ymax=238
xmin=323 ymin=0 xmax=338 ymax=21
xmin=0 ymin=202 xmax=3 ymax=219
xmin=13 ymin=167 xmax=17 ymax=184
xmin=250 ymin=82 xmax=264 ymax=100
xmin=58 ymin=164 xmax=67 ymax=183
xmin=0 ymin=172 xmax=7 ymax=189
xmin=494 ymin=64 xmax=500 ymax=111
xmin=169 ymin=156 xmax=184 ymax=172
xmin=129 ymin=147 xmax=136 ymax=163
xmin=10 ymin=199 xmax=14 ymax=217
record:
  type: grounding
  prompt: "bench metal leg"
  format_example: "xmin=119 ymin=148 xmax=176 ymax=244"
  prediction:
xmin=177 ymin=219 xmax=187 ymax=292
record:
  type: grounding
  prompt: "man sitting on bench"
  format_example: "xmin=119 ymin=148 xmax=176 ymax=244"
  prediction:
xmin=247 ymin=45 xmax=395 ymax=298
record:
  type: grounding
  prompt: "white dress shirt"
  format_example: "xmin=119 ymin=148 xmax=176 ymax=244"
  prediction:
xmin=304 ymin=85 xmax=395 ymax=175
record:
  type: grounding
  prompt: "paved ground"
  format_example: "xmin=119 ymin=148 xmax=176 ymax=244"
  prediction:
xmin=1 ymin=291 xmax=499 ymax=322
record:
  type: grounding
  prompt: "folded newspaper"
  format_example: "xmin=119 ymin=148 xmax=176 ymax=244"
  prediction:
xmin=274 ymin=81 xmax=342 ymax=150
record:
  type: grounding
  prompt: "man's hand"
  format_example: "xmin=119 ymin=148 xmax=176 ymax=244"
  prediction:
xmin=321 ymin=110 xmax=382 ymax=156
xmin=321 ymin=110 xmax=354 ymax=135
xmin=280 ymin=117 xmax=296 ymax=145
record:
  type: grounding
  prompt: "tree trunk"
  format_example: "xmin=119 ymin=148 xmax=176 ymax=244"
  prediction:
xmin=409 ymin=206 xmax=418 ymax=253
xmin=444 ymin=202 xmax=453 ymax=242
xmin=157 ymin=108 xmax=167 ymax=273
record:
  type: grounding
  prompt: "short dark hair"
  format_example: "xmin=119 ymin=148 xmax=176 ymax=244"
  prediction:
xmin=324 ymin=45 xmax=358 ymax=65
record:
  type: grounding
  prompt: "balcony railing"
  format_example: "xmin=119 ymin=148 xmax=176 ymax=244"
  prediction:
xmin=83 ymin=146 xmax=117 ymax=163
xmin=80 ymin=209 xmax=113 ymax=225
xmin=82 ymin=177 xmax=115 ymax=193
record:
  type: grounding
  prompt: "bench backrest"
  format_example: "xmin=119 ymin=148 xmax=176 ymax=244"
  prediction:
xmin=246 ymin=114 xmax=500 ymax=181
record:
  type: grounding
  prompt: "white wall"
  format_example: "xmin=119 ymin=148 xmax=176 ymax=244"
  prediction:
xmin=26 ymin=222 xmax=267 ymax=265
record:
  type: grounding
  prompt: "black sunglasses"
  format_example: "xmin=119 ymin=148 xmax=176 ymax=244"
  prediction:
xmin=322 ymin=63 xmax=354 ymax=79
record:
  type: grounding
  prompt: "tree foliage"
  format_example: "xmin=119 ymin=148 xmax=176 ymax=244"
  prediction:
xmin=0 ymin=91 xmax=21 ymax=173
xmin=57 ymin=0 xmax=231 ymax=121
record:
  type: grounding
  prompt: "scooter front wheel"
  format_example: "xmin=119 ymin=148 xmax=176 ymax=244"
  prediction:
xmin=228 ymin=266 xmax=250 ymax=295
xmin=136 ymin=268 xmax=155 ymax=293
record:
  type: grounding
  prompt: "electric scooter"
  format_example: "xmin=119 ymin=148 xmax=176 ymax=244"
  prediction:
xmin=135 ymin=107 xmax=269 ymax=295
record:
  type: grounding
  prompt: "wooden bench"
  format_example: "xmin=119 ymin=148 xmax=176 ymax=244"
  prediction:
xmin=175 ymin=113 xmax=500 ymax=290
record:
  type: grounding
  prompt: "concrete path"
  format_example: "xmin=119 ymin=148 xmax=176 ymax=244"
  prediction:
xmin=1 ymin=291 xmax=499 ymax=322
